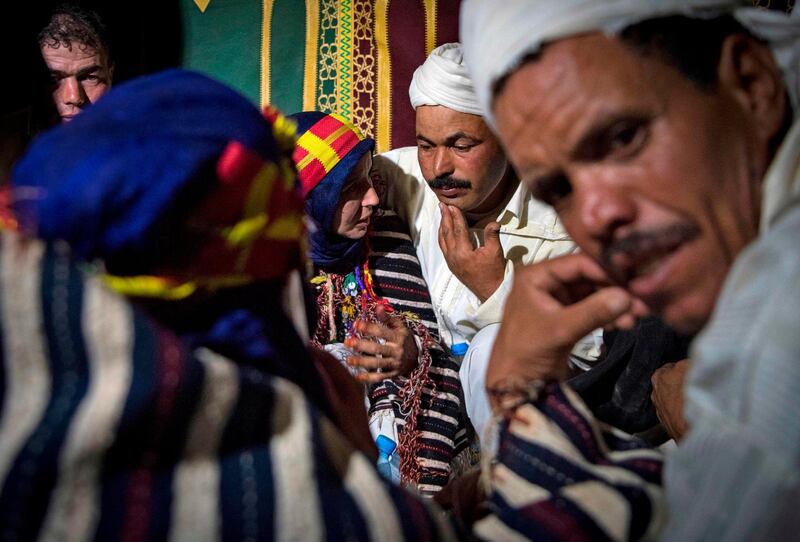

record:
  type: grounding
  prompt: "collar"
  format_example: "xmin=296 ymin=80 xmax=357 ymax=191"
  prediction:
xmin=495 ymin=182 xmax=567 ymax=237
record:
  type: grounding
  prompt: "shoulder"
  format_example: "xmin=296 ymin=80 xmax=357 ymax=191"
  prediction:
xmin=377 ymin=146 xmax=419 ymax=170
xmin=688 ymin=203 xmax=800 ymax=431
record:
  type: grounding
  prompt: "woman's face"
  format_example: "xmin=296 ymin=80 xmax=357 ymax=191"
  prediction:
xmin=332 ymin=153 xmax=378 ymax=239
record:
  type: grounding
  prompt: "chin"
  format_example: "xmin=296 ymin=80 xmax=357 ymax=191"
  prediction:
xmin=659 ymin=294 xmax=716 ymax=336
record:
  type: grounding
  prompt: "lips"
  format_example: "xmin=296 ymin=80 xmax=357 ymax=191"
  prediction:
xmin=433 ymin=187 xmax=466 ymax=199
xmin=604 ymin=225 xmax=700 ymax=300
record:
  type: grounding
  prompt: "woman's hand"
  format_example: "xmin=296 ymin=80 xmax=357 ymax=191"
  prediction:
xmin=346 ymin=305 xmax=419 ymax=383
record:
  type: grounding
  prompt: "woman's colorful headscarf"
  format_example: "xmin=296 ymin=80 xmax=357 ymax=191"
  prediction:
xmin=289 ymin=111 xmax=375 ymax=273
xmin=12 ymin=69 xmax=304 ymax=300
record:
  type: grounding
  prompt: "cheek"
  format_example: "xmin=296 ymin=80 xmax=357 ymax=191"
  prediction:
xmin=417 ymin=152 xmax=434 ymax=180
xmin=85 ymin=83 xmax=109 ymax=102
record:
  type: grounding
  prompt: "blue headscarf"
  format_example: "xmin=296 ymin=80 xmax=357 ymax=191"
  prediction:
xmin=289 ymin=111 xmax=375 ymax=273
xmin=12 ymin=69 xmax=328 ymax=412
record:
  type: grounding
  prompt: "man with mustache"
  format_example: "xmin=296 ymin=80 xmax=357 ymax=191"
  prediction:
xmin=373 ymin=43 xmax=579 ymax=441
xmin=461 ymin=0 xmax=800 ymax=538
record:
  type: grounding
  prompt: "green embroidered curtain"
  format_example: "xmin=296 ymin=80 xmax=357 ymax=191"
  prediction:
xmin=181 ymin=0 xmax=461 ymax=152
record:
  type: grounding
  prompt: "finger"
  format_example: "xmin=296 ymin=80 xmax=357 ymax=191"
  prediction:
xmin=348 ymin=354 xmax=400 ymax=371
xmin=353 ymin=320 xmax=393 ymax=342
xmin=448 ymin=205 xmax=474 ymax=250
xmin=528 ymin=253 xmax=616 ymax=292
xmin=356 ymin=369 xmax=400 ymax=383
xmin=483 ymin=222 xmax=502 ymax=252
xmin=559 ymin=287 xmax=635 ymax=341
xmin=347 ymin=337 xmax=398 ymax=357
xmin=374 ymin=304 xmax=389 ymax=324
xmin=438 ymin=202 xmax=453 ymax=251
xmin=373 ymin=305 xmax=405 ymax=332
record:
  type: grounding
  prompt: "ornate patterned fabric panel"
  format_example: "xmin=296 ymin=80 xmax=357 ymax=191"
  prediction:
xmin=181 ymin=0 xmax=462 ymax=152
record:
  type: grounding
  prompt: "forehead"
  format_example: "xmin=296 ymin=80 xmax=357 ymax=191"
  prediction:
xmin=41 ymin=43 xmax=104 ymax=69
xmin=493 ymin=34 xmax=670 ymax=158
xmin=344 ymin=152 xmax=373 ymax=181
xmin=415 ymin=105 xmax=492 ymax=139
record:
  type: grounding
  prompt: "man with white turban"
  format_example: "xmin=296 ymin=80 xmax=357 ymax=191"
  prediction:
xmin=373 ymin=42 xmax=581 ymax=442
xmin=461 ymin=1 xmax=800 ymax=539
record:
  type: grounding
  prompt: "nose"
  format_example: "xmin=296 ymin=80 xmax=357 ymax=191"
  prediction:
xmin=60 ymin=77 xmax=88 ymax=108
xmin=362 ymin=186 xmax=379 ymax=209
xmin=432 ymin=147 xmax=454 ymax=178
xmin=573 ymin=170 xmax=637 ymax=241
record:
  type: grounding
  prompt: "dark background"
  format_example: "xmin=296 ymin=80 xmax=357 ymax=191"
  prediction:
xmin=2 ymin=1 xmax=183 ymax=123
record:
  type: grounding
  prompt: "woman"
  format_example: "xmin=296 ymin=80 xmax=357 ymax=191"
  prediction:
xmin=291 ymin=111 xmax=474 ymax=495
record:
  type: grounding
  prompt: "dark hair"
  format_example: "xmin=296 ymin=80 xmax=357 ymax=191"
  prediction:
xmin=38 ymin=3 xmax=111 ymax=60
xmin=618 ymin=15 xmax=753 ymax=91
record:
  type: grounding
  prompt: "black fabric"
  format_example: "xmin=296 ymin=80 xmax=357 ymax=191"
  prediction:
xmin=568 ymin=317 xmax=692 ymax=436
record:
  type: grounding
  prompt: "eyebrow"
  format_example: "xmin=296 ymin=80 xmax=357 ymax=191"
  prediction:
xmin=416 ymin=131 xmax=482 ymax=146
xmin=49 ymin=64 xmax=103 ymax=79
xmin=570 ymin=110 xmax=651 ymax=161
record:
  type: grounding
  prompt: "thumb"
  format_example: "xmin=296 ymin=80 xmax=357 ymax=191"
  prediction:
xmin=483 ymin=222 xmax=502 ymax=249
xmin=561 ymin=287 xmax=633 ymax=340
xmin=375 ymin=303 xmax=399 ymax=327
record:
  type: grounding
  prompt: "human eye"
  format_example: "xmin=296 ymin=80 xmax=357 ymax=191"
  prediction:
xmin=605 ymin=118 xmax=649 ymax=160
xmin=452 ymin=139 xmax=477 ymax=153
xmin=81 ymin=74 xmax=102 ymax=86
xmin=530 ymin=172 xmax=572 ymax=209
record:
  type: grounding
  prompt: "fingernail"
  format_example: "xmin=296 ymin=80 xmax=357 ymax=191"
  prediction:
xmin=606 ymin=291 xmax=631 ymax=313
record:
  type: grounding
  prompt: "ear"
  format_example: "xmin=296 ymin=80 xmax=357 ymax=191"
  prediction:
xmin=717 ymin=34 xmax=788 ymax=143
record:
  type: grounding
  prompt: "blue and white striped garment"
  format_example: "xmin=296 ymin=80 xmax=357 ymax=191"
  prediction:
xmin=0 ymin=232 xmax=456 ymax=542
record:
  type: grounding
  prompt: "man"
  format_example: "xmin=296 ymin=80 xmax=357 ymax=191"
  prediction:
xmin=376 ymin=43 xmax=575 ymax=349
xmin=373 ymin=43 xmax=579 ymax=439
xmin=38 ymin=4 xmax=113 ymax=123
xmin=461 ymin=1 xmax=800 ymax=539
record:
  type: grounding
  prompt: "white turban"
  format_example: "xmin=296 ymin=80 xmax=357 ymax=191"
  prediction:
xmin=408 ymin=42 xmax=484 ymax=116
xmin=460 ymin=0 xmax=800 ymax=128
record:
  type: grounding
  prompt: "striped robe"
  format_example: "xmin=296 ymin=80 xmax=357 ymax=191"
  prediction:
xmin=367 ymin=211 xmax=474 ymax=493
xmin=0 ymin=232 xmax=456 ymax=541
xmin=0 ymin=229 xmax=665 ymax=541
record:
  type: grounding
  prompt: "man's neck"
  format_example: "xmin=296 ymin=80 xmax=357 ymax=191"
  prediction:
xmin=464 ymin=169 xmax=518 ymax=226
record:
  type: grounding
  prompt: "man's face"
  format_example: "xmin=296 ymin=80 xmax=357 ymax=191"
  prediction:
xmin=494 ymin=34 xmax=777 ymax=333
xmin=416 ymin=105 xmax=509 ymax=216
xmin=41 ymin=43 xmax=112 ymax=122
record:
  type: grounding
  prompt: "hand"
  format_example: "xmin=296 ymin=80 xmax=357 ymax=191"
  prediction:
xmin=651 ymin=359 xmax=690 ymax=442
xmin=433 ymin=468 xmax=487 ymax=526
xmin=346 ymin=305 xmax=418 ymax=383
xmin=438 ymin=203 xmax=505 ymax=302
xmin=310 ymin=346 xmax=377 ymax=460
xmin=487 ymin=254 xmax=648 ymax=410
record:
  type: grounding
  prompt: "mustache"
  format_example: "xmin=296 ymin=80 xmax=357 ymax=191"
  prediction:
xmin=601 ymin=224 xmax=700 ymax=270
xmin=427 ymin=176 xmax=472 ymax=190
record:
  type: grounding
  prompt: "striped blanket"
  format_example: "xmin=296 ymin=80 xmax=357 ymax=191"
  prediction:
xmin=367 ymin=211 xmax=475 ymax=493
xmin=0 ymin=231 xmax=456 ymax=541
xmin=311 ymin=211 xmax=474 ymax=495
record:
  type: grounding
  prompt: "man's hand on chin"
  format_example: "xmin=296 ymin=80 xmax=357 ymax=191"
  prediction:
xmin=437 ymin=203 xmax=505 ymax=302
xmin=486 ymin=254 xmax=649 ymax=411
